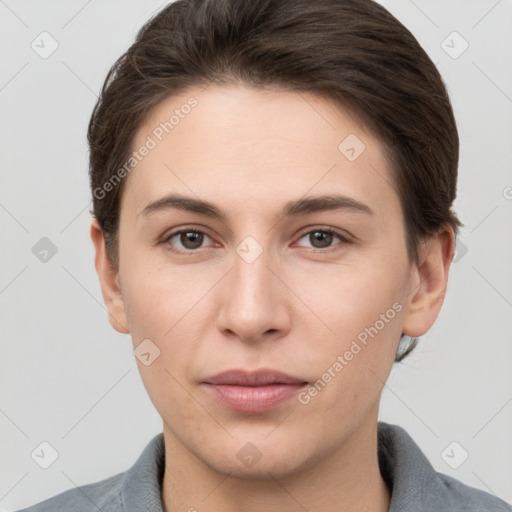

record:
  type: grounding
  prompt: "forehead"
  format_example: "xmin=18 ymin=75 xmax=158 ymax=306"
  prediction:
xmin=122 ymin=84 xmax=400 ymax=222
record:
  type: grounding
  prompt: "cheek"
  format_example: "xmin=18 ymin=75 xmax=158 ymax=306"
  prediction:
xmin=298 ymin=303 xmax=401 ymax=430
xmin=122 ymin=268 xmax=203 ymax=416
xmin=307 ymin=258 xmax=404 ymax=340
xmin=120 ymin=256 xmax=202 ymax=340
xmin=300 ymin=260 xmax=405 ymax=402
xmin=120 ymin=259 xmax=212 ymax=378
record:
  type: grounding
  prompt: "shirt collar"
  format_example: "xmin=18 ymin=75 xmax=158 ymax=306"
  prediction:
xmin=121 ymin=431 xmax=166 ymax=511
xmin=378 ymin=421 xmax=447 ymax=511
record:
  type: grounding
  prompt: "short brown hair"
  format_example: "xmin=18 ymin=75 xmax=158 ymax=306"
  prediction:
xmin=88 ymin=0 xmax=463 ymax=361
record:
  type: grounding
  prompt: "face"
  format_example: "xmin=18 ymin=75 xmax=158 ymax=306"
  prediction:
xmin=92 ymin=84 xmax=452 ymax=478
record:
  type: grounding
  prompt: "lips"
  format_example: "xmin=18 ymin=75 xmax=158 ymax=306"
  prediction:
xmin=203 ymin=368 xmax=307 ymax=386
xmin=202 ymin=369 xmax=308 ymax=412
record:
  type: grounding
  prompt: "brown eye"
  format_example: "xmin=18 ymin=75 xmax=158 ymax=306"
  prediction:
xmin=295 ymin=228 xmax=350 ymax=250
xmin=163 ymin=229 xmax=213 ymax=252
xmin=309 ymin=231 xmax=334 ymax=248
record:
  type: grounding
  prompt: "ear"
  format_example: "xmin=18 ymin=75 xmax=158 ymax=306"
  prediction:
xmin=401 ymin=224 xmax=455 ymax=338
xmin=90 ymin=218 xmax=130 ymax=334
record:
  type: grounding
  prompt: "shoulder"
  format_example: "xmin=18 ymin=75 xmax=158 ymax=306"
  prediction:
xmin=13 ymin=471 xmax=125 ymax=512
xmin=377 ymin=421 xmax=511 ymax=512
xmin=12 ymin=433 xmax=165 ymax=512
xmin=434 ymin=472 xmax=512 ymax=512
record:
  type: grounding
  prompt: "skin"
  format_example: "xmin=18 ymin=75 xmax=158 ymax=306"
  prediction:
xmin=91 ymin=84 xmax=454 ymax=512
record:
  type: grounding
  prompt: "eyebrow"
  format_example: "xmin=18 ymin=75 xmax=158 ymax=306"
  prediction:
xmin=138 ymin=193 xmax=374 ymax=220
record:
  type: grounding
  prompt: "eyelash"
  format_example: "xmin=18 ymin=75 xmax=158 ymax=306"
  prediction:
xmin=160 ymin=226 xmax=352 ymax=255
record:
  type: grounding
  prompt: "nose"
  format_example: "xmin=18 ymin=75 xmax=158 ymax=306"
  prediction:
xmin=215 ymin=242 xmax=291 ymax=345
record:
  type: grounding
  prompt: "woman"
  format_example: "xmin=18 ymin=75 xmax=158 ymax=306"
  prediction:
xmin=16 ymin=0 xmax=511 ymax=510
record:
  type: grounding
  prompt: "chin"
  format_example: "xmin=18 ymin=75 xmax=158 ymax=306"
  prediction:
xmin=202 ymin=444 xmax=317 ymax=481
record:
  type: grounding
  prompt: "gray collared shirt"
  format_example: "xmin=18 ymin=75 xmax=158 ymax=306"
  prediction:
xmin=15 ymin=422 xmax=511 ymax=511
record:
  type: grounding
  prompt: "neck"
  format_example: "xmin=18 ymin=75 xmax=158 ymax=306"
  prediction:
xmin=161 ymin=409 xmax=390 ymax=512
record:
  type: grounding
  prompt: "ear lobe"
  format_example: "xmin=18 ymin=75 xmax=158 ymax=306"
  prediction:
xmin=90 ymin=218 xmax=130 ymax=334
xmin=401 ymin=225 xmax=455 ymax=338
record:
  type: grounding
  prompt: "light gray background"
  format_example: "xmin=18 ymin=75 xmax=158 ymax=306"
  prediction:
xmin=1 ymin=0 xmax=511 ymax=509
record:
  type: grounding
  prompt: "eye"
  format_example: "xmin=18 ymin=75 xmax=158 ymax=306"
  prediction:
xmin=161 ymin=226 xmax=351 ymax=255
xmin=162 ymin=228 xmax=214 ymax=253
xmin=295 ymin=227 xmax=351 ymax=250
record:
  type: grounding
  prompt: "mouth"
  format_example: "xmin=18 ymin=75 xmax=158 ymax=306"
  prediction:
xmin=202 ymin=368 xmax=308 ymax=413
